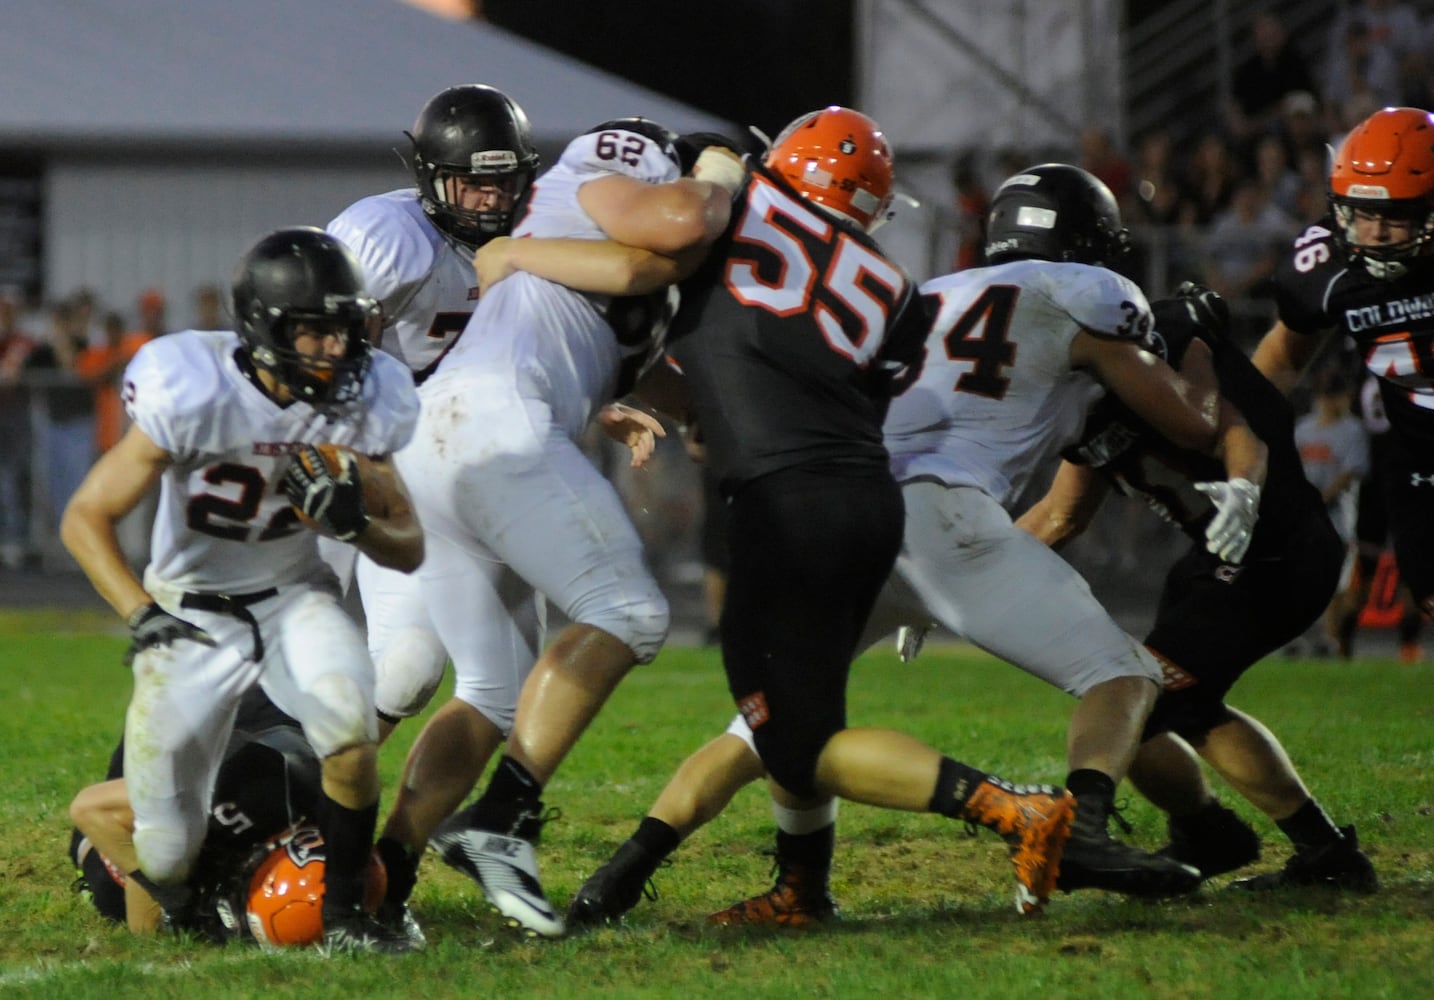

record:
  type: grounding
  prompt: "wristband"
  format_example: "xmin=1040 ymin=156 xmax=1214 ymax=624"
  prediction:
xmin=694 ymin=149 xmax=747 ymax=194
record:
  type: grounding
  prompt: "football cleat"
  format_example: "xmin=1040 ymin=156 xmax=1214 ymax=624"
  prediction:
xmin=566 ymin=839 xmax=664 ymax=930
xmin=1056 ymin=796 xmax=1203 ymax=897
xmin=707 ymin=860 xmax=838 ymax=928
xmin=374 ymin=900 xmax=428 ymax=950
xmin=961 ymin=777 xmax=1076 ymax=914
xmin=319 ymin=904 xmax=421 ymax=955
xmin=1232 ymin=825 xmax=1379 ymax=894
xmin=1157 ymin=801 xmax=1261 ymax=880
xmin=896 ymin=624 xmax=931 ymax=663
xmin=430 ymin=805 xmax=564 ymax=938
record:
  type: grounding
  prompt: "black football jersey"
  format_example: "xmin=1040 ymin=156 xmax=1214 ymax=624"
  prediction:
xmin=1064 ymin=296 xmax=1320 ymax=556
xmin=666 ymin=162 xmax=927 ymax=495
xmin=1273 ymin=216 xmax=1434 ymax=445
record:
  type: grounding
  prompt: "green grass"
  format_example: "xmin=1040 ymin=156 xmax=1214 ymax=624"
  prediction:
xmin=1 ymin=609 xmax=1430 ymax=999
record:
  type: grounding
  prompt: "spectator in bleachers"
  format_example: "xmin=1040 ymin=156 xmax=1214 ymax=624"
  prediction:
xmin=1078 ymin=126 xmax=1134 ymax=213
xmin=1130 ymin=127 xmax=1183 ymax=226
xmin=190 ymin=282 xmax=224 ymax=330
xmin=1228 ymin=10 xmax=1318 ymax=154
xmin=1275 ymin=90 xmax=1328 ymax=169
xmin=23 ymin=299 xmax=95 ymax=534
xmin=1254 ymin=132 xmax=1304 ymax=219
xmin=1322 ymin=18 xmax=1402 ymax=133
xmin=949 ymin=150 xmax=989 ymax=271
xmin=1200 ymin=179 xmax=1296 ymax=342
xmin=75 ymin=300 xmax=153 ymax=455
xmin=1177 ymin=131 xmax=1240 ymax=227
xmin=0 ymin=289 xmax=37 ymax=570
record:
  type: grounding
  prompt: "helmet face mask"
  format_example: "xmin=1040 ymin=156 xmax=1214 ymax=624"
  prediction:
xmin=984 ymin=163 xmax=1130 ymax=267
xmin=232 ymin=228 xmax=380 ymax=410
xmin=1329 ymin=106 xmax=1434 ymax=279
xmin=409 ymin=85 xmax=540 ymax=249
xmin=763 ymin=107 xmax=895 ymax=232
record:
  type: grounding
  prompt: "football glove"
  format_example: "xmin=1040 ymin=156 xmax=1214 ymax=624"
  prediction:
xmin=1173 ymin=281 xmax=1231 ymax=335
xmin=125 ymin=602 xmax=216 ymax=666
xmin=1194 ymin=477 xmax=1260 ymax=564
xmin=281 ymin=445 xmax=369 ymax=542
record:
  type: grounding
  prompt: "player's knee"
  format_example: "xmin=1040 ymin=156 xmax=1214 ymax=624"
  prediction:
xmin=373 ymin=628 xmax=448 ymax=719
xmin=299 ymin=674 xmax=378 ymax=756
xmin=578 ymin=588 xmax=670 ymax=664
xmin=133 ymin=822 xmax=205 ymax=886
xmin=1144 ymin=695 xmax=1232 ymax=747
xmin=752 ymin=724 xmax=828 ymax=800
xmin=451 ymin=682 xmax=516 ymax=734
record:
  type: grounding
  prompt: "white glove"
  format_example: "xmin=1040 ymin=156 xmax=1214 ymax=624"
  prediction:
xmin=1194 ymin=477 xmax=1260 ymax=564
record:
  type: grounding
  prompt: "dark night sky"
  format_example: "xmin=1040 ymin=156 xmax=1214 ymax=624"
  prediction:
xmin=481 ymin=0 xmax=854 ymax=137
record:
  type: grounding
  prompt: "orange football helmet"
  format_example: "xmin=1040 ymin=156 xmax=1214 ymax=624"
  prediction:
xmin=244 ymin=826 xmax=387 ymax=948
xmin=764 ymin=106 xmax=894 ymax=232
xmin=1329 ymin=106 xmax=1434 ymax=275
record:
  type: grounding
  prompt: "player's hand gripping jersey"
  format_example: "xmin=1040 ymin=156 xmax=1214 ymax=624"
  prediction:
xmin=123 ymin=330 xmax=418 ymax=595
xmin=327 ymin=191 xmax=479 ymax=380
xmin=427 ymin=128 xmax=681 ymax=436
xmin=664 ymin=160 xmax=927 ymax=494
xmin=884 ymin=259 xmax=1151 ymax=508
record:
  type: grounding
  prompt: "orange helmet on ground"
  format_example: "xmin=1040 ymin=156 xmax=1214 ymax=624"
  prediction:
xmin=1329 ymin=106 xmax=1434 ymax=275
xmin=244 ymin=826 xmax=387 ymax=947
xmin=764 ymin=106 xmax=894 ymax=231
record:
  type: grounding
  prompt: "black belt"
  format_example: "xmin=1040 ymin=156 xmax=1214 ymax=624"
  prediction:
xmin=179 ymin=587 xmax=278 ymax=662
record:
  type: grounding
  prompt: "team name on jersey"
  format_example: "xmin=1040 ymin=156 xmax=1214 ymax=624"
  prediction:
xmin=252 ymin=441 xmax=312 ymax=457
xmin=1345 ymin=293 xmax=1434 ymax=332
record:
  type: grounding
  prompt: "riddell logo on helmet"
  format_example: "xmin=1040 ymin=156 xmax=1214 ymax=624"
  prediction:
xmin=471 ymin=150 xmax=518 ymax=169
xmin=1346 ymin=184 xmax=1391 ymax=199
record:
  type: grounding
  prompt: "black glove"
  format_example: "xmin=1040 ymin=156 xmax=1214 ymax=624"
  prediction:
xmin=125 ymin=602 xmax=216 ymax=666
xmin=1173 ymin=281 xmax=1230 ymax=336
xmin=676 ymin=130 xmax=748 ymax=174
xmin=281 ymin=445 xmax=369 ymax=541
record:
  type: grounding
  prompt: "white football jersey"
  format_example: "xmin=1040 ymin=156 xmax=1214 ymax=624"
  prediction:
xmin=326 ymin=189 xmax=478 ymax=376
xmin=428 ymin=128 xmax=681 ymax=436
xmin=124 ymin=330 xmax=419 ymax=594
xmin=885 ymin=259 xmax=1151 ymax=508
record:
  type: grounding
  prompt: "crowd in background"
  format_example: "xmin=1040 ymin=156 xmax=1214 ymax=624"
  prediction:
xmin=0 ymin=1 xmax=1423 ymax=654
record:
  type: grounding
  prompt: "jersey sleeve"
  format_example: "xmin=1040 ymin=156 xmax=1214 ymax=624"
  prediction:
xmin=327 ymin=195 xmax=434 ymax=304
xmin=121 ymin=333 xmax=222 ymax=462
xmin=1272 ymin=218 xmax=1339 ymax=334
xmin=1050 ymin=265 xmax=1153 ymax=341
xmin=353 ymin=351 xmax=420 ymax=455
xmin=556 ymin=131 xmax=681 ymax=186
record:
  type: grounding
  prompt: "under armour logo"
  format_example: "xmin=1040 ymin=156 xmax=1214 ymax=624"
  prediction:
xmin=1411 ymin=472 xmax=1434 ymax=487
xmin=1214 ymin=564 xmax=1244 ymax=583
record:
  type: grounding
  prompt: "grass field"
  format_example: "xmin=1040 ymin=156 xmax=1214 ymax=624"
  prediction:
xmin=0 ymin=608 xmax=1430 ymax=999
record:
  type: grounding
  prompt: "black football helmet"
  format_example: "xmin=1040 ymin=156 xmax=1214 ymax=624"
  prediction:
xmin=231 ymin=228 xmax=379 ymax=409
xmin=407 ymin=85 xmax=540 ymax=248
xmin=984 ymin=163 xmax=1130 ymax=266
xmin=584 ymin=117 xmax=683 ymax=170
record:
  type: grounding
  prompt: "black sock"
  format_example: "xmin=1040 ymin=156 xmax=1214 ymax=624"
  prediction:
xmin=127 ymin=870 xmax=194 ymax=915
xmin=1065 ymin=768 xmax=1117 ymax=802
xmin=927 ymin=756 xmax=990 ymax=818
xmin=1276 ymin=798 xmax=1341 ymax=850
xmin=480 ymin=756 xmax=542 ymax=807
xmin=632 ymin=816 xmax=681 ymax=859
xmin=318 ymin=796 xmax=378 ymax=915
xmin=776 ymin=823 xmax=835 ymax=873
xmin=375 ymin=836 xmax=421 ymax=908
xmin=83 ymin=848 xmax=126 ymax=923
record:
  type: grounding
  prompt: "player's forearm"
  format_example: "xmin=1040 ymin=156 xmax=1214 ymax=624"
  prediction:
xmin=505 ymin=238 xmax=687 ymax=296
xmin=355 ymin=515 xmax=424 ymax=574
xmin=60 ymin=504 xmax=149 ymax=619
xmin=1212 ymin=406 xmax=1268 ymax=489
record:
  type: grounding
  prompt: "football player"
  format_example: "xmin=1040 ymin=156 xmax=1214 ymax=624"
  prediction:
xmin=566 ymin=163 xmax=1256 ymax=927
xmin=1246 ymin=105 xmax=1434 ymax=885
xmin=70 ymin=686 xmax=321 ymax=936
xmin=542 ymin=110 xmax=1085 ymax=926
xmin=323 ymin=87 xmax=540 ymax=942
xmin=375 ymin=117 xmax=734 ymax=939
xmin=60 ymin=228 xmax=424 ymax=954
xmin=1020 ymin=284 xmax=1377 ymax=892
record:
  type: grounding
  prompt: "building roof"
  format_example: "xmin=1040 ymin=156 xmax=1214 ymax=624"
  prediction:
xmin=0 ymin=0 xmax=732 ymax=151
